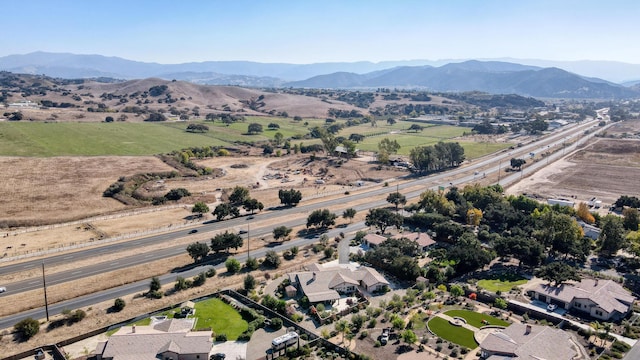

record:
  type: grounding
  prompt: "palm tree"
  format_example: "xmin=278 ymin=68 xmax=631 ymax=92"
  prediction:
xmin=603 ymin=322 xmax=613 ymax=345
xmin=335 ymin=320 xmax=349 ymax=344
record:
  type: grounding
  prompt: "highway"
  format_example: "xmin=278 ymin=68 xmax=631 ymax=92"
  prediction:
xmin=0 ymin=118 xmax=603 ymax=329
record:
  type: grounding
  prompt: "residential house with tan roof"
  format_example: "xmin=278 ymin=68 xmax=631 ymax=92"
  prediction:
xmin=362 ymin=233 xmax=386 ymax=248
xmin=528 ymin=278 xmax=634 ymax=321
xmin=479 ymin=323 xmax=583 ymax=360
xmin=392 ymin=232 xmax=436 ymax=251
xmin=289 ymin=264 xmax=389 ymax=303
xmin=95 ymin=318 xmax=212 ymax=360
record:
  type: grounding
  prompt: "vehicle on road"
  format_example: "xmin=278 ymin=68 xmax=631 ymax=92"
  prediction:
xmin=210 ymin=353 xmax=225 ymax=360
xmin=547 ymin=304 xmax=558 ymax=312
xmin=188 ymin=229 xmax=198 ymax=234
xmin=0 ymin=286 xmax=6 ymax=293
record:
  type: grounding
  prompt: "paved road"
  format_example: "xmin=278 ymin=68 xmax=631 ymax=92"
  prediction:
xmin=0 ymin=118 xmax=603 ymax=330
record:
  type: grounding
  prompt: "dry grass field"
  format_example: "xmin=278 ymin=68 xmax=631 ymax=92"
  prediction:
xmin=0 ymin=156 xmax=175 ymax=227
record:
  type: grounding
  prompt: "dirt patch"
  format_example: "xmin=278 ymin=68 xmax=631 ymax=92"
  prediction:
xmin=506 ymin=138 xmax=640 ymax=207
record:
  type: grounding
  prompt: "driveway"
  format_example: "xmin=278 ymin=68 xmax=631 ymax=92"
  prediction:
xmin=211 ymin=341 xmax=248 ymax=360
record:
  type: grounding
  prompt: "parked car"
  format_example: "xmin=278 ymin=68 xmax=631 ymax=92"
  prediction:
xmin=380 ymin=328 xmax=390 ymax=345
xmin=0 ymin=286 xmax=6 ymax=293
xmin=210 ymin=354 xmax=225 ymax=360
xmin=547 ymin=304 xmax=558 ymax=312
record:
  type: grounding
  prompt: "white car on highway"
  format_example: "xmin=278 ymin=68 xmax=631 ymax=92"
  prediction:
xmin=0 ymin=286 xmax=6 ymax=293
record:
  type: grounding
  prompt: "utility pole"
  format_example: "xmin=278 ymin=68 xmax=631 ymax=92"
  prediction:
xmin=42 ymin=261 xmax=49 ymax=321
xmin=247 ymin=222 xmax=250 ymax=259
xmin=497 ymin=159 xmax=502 ymax=185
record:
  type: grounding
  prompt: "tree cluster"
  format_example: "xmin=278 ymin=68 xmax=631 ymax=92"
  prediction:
xmin=410 ymin=141 xmax=465 ymax=173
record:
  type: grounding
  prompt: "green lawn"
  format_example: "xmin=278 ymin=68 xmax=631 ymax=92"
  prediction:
xmin=0 ymin=122 xmax=231 ymax=156
xmin=477 ymin=274 xmax=528 ymax=293
xmin=0 ymin=118 xmax=511 ymax=158
xmin=443 ymin=310 xmax=510 ymax=328
xmin=194 ymin=298 xmax=248 ymax=339
xmin=427 ymin=316 xmax=478 ymax=349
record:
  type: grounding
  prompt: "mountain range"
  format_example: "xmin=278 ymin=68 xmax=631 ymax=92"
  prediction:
xmin=1 ymin=52 xmax=639 ymax=99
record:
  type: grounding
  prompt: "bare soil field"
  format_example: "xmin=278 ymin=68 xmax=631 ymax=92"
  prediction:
xmin=506 ymin=137 xmax=640 ymax=207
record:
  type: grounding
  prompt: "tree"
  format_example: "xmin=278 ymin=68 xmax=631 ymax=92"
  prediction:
xmin=365 ymin=208 xmax=403 ymax=234
xmin=273 ymin=226 xmax=292 ymax=241
xmin=192 ymin=202 xmax=209 ymax=217
xmin=210 ymin=231 xmax=243 ymax=253
xmin=378 ymin=138 xmax=401 ymax=155
xmin=576 ymin=202 xmax=595 ymax=224
xmin=225 ymin=258 xmax=241 ymax=274
xmin=244 ymin=274 xmax=256 ymax=291
xmin=623 ymin=208 xmax=640 ymax=231
xmin=386 ymin=192 xmax=406 ymax=210
xmin=113 ymin=298 xmax=126 ymax=312
xmin=247 ymin=123 xmax=263 ymax=134
xmin=343 ymin=208 xmax=357 ymax=223
xmin=264 ymin=250 xmax=281 ymax=268
xmin=165 ymin=188 xmax=191 ymax=200
xmin=387 ymin=117 xmax=397 ymax=125
xmin=335 ymin=320 xmax=349 ymax=344
xmin=535 ymin=262 xmax=580 ymax=286
xmin=401 ymin=329 xmax=418 ymax=346
xmin=466 ymin=208 xmax=483 ymax=226
xmin=306 ymin=209 xmax=337 ymax=229
xmin=186 ymin=242 xmax=210 ymax=262
xmin=229 ymin=186 xmax=250 ymax=205
xmin=105 ymin=116 xmax=114 ymax=122
xmin=324 ymin=247 xmax=335 ymax=259
xmin=14 ymin=317 xmax=40 ymax=340
xmin=599 ymin=215 xmax=626 ymax=256
xmin=449 ymin=284 xmax=464 ymax=298
xmin=408 ymin=124 xmax=423 ymax=132
xmin=510 ymin=158 xmax=526 ymax=171
xmin=149 ymin=276 xmax=161 ymax=292
xmin=273 ymin=132 xmax=284 ymax=146
xmin=278 ymin=189 xmax=302 ymax=206
xmin=213 ymin=203 xmax=240 ymax=220
xmin=243 ymin=198 xmax=264 ymax=214
xmin=186 ymin=123 xmax=209 ymax=132
xmin=174 ymin=276 xmax=189 ymax=291
xmin=349 ymin=133 xmax=365 ymax=143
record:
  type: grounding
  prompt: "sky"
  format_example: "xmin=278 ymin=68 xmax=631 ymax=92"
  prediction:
xmin=2 ymin=0 xmax=639 ymax=64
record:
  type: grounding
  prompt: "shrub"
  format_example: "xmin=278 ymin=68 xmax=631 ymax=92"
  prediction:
xmin=264 ymin=250 xmax=282 ymax=268
xmin=206 ymin=268 xmax=216 ymax=277
xmin=192 ymin=272 xmax=206 ymax=287
xmin=14 ymin=318 xmax=40 ymax=340
xmin=69 ymin=309 xmax=86 ymax=323
xmin=270 ymin=317 xmax=283 ymax=330
xmin=374 ymin=340 xmax=381 ymax=347
xmin=215 ymin=333 xmax=227 ymax=341
xmin=244 ymin=274 xmax=256 ymax=291
xmin=368 ymin=319 xmax=377 ymax=328
xmin=113 ymin=298 xmax=126 ymax=312
xmin=225 ymin=258 xmax=241 ymax=274
xmin=245 ymin=257 xmax=259 ymax=270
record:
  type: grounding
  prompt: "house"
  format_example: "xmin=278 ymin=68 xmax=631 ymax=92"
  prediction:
xmin=528 ymin=278 xmax=635 ymax=321
xmin=95 ymin=318 xmax=212 ymax=360
xmin=362 ymin=233 xmax=386 ymax=248
xmin=392 ymin=232 xmax=435 ymax=251
xmin=578 ymin=221 xmax=601 ymax=240
xmin=289 ymin=264 xmax=389 ymax=303
xmin=479 ymin=323 xmax=582 ymax=360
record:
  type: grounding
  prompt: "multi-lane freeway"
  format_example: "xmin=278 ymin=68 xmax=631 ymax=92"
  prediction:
xmin=0 ymin=117 xmax=605 ymax=330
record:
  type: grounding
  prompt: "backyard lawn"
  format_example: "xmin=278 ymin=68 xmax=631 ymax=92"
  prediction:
xmin=194 ymin=298 xmax=248 ymax=339
xmin=109 ymin=298 xmax=248 ymax=339
xmin=477 ymin=274 xmax=528 ymax=293
xmin=427 ymin=316 xmax=478 ymax=349
xmin=444 ymin=310 xmax=510 ymax=328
